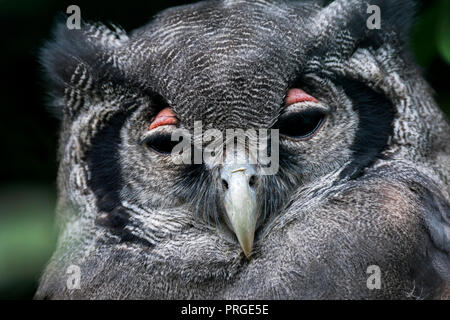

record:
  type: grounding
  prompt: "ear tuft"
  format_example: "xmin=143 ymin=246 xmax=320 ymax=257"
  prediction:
xmin=40 ymin=15 xmax=128 ymax=117
xmin=314 ymin=0 xmax=418 ymax=50
xmin=372 ymin=0 xmax=417 ymax=42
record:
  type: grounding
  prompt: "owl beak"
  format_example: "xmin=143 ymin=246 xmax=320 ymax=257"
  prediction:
xmin=221 ymin=164 xmax=259 ymax=259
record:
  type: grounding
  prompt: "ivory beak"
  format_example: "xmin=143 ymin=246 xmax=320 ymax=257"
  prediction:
xmin=221 ymin=164 xmax=258 ymax=258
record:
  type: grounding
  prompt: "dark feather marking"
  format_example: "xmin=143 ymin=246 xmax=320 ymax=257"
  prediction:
xmin=87 ymin=111 xmax=152 ymax=247
xmin=336 ymin=77 xmax=396 ymax=179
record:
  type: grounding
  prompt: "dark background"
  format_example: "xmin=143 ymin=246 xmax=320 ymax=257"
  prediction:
xmin=0 ymin=0 xmax=448 ymax=299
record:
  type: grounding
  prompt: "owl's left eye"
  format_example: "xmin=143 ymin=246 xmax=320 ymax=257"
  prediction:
xmin=274 ymin=109 xmax=326 ymax=139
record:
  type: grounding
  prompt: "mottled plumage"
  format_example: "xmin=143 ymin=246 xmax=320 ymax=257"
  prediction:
xmin=36 ymin=0 xmax=449 ymax=299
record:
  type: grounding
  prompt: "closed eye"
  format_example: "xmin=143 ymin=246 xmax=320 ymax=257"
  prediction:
xmin=274 ymin=109 xmax=326 ymax=139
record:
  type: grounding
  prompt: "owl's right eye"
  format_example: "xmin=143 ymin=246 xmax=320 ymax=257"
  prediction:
xmin=142 ymin=133 xmax=179 ymax=155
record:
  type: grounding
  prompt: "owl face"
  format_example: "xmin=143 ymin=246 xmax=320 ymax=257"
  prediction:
xmin=70 ymin=1 xmax=395 ymax=258
xmin=38 ymin=0 xmax=450 ymax=299
xmin=44 ymin=0 xmax=405 ymax=259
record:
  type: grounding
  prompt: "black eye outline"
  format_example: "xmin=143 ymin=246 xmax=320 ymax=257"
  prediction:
xmin=141 ymin=133 xmax=180 ymax=155
xmin=274 ymin=108 xmax=327 ymax=140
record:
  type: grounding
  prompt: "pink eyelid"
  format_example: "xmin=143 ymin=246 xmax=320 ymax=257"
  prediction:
xmin=148 ymin=107 xmax=178 ymax=130
xmin=285 ymin=88 xmax=318 ymax=105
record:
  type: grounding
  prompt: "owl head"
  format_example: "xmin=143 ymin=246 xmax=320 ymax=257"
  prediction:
xmin=41 ymin=0 xmax=448 ymax=261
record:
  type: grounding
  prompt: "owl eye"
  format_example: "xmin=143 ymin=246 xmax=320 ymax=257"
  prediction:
xmin=143 ymin=133 xmax=179 ymax=155
xmin=275 ymin=109 xmax=326 ymax=139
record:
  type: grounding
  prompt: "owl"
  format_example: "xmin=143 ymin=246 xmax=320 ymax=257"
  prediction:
xmin=36 ymin=0 xmax=449 ymax=299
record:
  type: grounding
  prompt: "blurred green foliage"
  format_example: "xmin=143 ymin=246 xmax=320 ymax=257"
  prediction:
xmin=0 ymin=0 xmax=448 ymax=300
xmin=411 ymin=0 xmax=450 ymax=66
xmin=410 ymin=0 xmax=450 ymax=116
xmin=0 ymin=185 xmax=56 ymax=299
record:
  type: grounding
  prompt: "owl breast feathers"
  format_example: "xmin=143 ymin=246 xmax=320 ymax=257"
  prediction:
xmin=36 ymin=0 xmax=449 ymax=299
